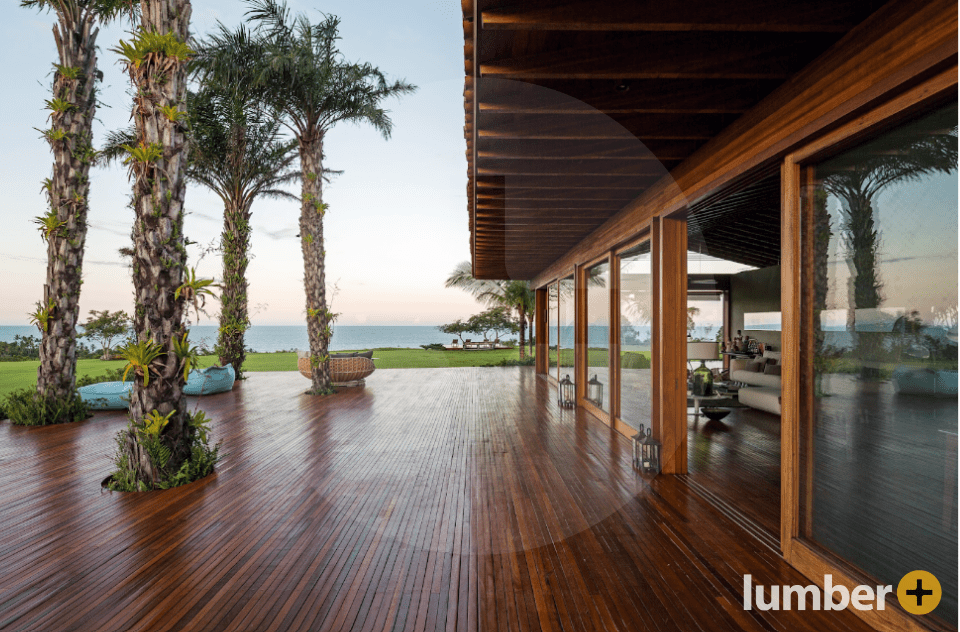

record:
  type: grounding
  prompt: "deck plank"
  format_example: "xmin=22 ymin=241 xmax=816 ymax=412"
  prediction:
xmin=0 ymin=368 xmax=877 ymax=631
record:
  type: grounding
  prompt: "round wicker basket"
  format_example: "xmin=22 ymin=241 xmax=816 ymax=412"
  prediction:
xmin=297 ymin=355 xmax=375 ymax=385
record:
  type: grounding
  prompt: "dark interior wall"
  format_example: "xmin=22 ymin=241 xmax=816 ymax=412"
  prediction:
xmin=730 ymin=265 xmax=781 ymax=350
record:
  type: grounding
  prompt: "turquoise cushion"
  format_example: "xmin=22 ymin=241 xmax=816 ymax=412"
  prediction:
xmin=78 ymin=381 xmax=133 ymax=410
xmin=184 ymin=365 xmax=236 ymax=396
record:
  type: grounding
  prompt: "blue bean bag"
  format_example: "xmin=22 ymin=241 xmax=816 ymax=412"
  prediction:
xmin=78 ymin=381 xmax=133 ymax=410
xmin=183 ymin=365 xmax=236 ymax=396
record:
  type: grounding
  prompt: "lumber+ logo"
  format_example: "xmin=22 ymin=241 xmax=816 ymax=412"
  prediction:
xmin=743 ymin=571 xmax=941 ymax=614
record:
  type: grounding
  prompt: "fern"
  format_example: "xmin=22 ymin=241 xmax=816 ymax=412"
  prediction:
xmin=54 ymin=64 xmax=82 ymax=80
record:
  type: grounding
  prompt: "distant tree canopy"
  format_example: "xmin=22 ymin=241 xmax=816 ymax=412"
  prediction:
xmin=468 ymin=307 xmax=518 ymax=341
xmin=438 ymin=307 xmax=520 ymax=344
xmin=79 ymin=310 xmax=130 ymax=359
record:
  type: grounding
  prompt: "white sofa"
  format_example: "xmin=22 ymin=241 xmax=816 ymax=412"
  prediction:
xmin=730 ymin=351 xmax=781 ymax=415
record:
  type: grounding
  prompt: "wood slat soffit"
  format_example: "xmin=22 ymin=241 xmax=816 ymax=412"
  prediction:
xmin=462 ymin=0 xmax=887 ymax=280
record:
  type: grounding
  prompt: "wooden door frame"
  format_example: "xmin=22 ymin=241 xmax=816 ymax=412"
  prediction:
xmin=780 ymin=68 xmax=957 ymax=632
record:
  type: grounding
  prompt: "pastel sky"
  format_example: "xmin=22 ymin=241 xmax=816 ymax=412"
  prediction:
xmin=0 ymin=0 xmax=480 ymax=326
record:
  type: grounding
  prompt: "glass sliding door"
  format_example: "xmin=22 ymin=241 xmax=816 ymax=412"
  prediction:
xmin=557 ymin=276 xmax=575 ymax=382
xmin=618 ymin=242 xmax=652 ymax=430
xmin=801 ymin=103 xmax=958 ymax=627
xmin=585 ymin=260 xmax=611 ymax=412
xmin=547 ymin=283 xmax=558 ymax=376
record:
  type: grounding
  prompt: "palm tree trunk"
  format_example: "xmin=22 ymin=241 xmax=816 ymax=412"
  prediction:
xmin=124 ymin=0 xmax=193 ymax=484
xmin=299 ymin=135 xmax=332 ymax=392
xmin=217 ymin=199 xmax=251 ymax=378
xmin=518 ymin=308 xmax=527 ymax=359
xmin=844 ymin=194 xmax=884 ymax=378
xmin=527 ymin=314 xmax=534 ymax=356
xmin=35 ymin=11 xmax=99 ymax=406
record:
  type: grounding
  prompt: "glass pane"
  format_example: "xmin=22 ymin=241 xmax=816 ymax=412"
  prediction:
xmin=804 ymin=104 xmax=958 ymax=626
xmin=547 ymin=283 xmax=557 ymax=373
xmin=558 ymin=277 xmax=575 ymax=382
xmin=586 ymin=261 xmax=611 ymax=411
xmin=619 ymin=242 xmax=652 ymax=430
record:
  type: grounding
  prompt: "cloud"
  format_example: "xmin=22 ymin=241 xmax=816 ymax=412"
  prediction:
xmin=258 ymin=226 xmax=299 ymax=240
xmin=87 ymin=221 xmax=129 ymax=238
xmin=186 ymin=209 xmax=220 ymax=223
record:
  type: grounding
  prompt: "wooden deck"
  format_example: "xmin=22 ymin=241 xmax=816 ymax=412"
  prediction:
xmin=0 ymin=368 xmax=877 ymax=632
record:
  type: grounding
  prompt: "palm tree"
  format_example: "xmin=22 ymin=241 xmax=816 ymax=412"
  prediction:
xmin=197 ymin=0 xmax=416 ymax=393
xmin=185 ymin=87 xmax=300 ymax=379
xmin=820 ymin=110 xmax=956 ymax=376
xmin=21 ymin=0 xmax=132 ymax=415
xmin=445 ymin=262 xmax=536 ymax=358
xmin=112 ymin=0 xmax=195 ymax=483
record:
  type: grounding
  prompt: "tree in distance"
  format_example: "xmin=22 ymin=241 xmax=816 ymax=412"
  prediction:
xmin=80 ymin=310 xmax=130 ymax=360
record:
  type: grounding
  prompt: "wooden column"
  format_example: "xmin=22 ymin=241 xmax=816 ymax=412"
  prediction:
xmin=655 ymin=216 xmax=688 ymax=474
xmin=780 ymin=157 xmax=802 ymax=559
xmin=609 ymin=251 xmax=620 ymax=425
xmin=535 ymin=288 xmax=548 ymax=374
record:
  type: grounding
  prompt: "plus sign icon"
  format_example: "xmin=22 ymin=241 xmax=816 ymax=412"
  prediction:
xmin=897 ymin=570 xmax=942 ymax=615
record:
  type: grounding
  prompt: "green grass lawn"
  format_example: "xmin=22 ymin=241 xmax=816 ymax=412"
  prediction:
xmin=0 ymin=347 xmax=534 ymax=397
xmin=0 ymin=346 xmax=656 ymax=398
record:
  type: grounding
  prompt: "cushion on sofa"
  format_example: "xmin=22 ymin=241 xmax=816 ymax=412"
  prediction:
xmin=764 ymin=364 xmax=782 ymax=376
xmin=739 ymin=386 xmax=781 ymax=415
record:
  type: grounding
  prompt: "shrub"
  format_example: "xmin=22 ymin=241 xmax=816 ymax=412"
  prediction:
xmin=621 ymin=352 xmax=651 ymax=369
xmin=420 ymin=343 xmax=446 ymax=351
xmin=0 ymin=401 xmax=6 ymax=420
xmin=4 ymin=388 xmax=90 ymax=426
xmin=107 ymin=409 xmax=222 ymax=492
xmin=488 ymin=356 xmax=536 ymax=367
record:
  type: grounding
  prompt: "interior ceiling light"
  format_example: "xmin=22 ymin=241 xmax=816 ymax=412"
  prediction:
xmin=616 ymin=81 xmax=629 ymax=92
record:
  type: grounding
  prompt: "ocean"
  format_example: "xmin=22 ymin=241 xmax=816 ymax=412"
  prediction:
xmin=0 ymin=325 xmax=475 ymax=353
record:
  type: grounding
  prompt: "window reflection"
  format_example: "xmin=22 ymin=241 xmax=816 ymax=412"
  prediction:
xmin=804 ymin=104 xmax=958 ymax=626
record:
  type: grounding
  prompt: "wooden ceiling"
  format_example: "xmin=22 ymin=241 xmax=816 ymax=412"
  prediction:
xmin=462 ymin=0 xmax=887 ymax=279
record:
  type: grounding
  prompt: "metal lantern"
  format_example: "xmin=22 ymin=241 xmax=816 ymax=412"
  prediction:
xmin=632 ymin=423 xmax=645 ymax=469
xmin=640 ymin=427 xmax=662 ymax=474
xmin=587 ymin=374 xmax=604 ymax=407
xmin=558 ymin=374 xmax=576 ymax=409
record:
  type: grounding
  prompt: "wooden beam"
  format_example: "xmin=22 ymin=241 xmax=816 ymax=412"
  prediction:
xmin=476 ymin=175 xmax=647 ymax=189
xmin=477 ymin=138 xmax=702 ymax=161
xmin=531 ymin=0 xmax=958 ymax=287
xmin=480 ymin=32 xmax=839 ymax=80
xmin=477 ymin=158 xmax=673 ymax=177
xmin=476 ymin=77 xmax=782 ymax=115
xmin=479 ymin=112 xmax=728 ymax=140
xmin=481 ymin=0 xmax=877 ymax=33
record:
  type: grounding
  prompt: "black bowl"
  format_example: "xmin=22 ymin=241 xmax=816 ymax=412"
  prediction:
xmin=700 ymin=407 xmax=731 ymax=422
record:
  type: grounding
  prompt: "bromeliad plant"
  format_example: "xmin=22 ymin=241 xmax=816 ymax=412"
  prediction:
xmin=29 ymin=300 xmax=58 ymax=333
xmin=33 ymin=209 xmax=67 ymax=242
xmin=112 ymin=29 xmax=194 ymax=70
xmin=119 ymin=338 xmax=165 ymax=386
xmin=176 ymin=267 xmax=218 ymax=320
xmin=172 ymin=332 xmax=200 ymax=382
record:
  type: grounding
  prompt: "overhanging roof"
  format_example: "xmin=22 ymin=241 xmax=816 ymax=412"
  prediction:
xmin=462 ymin=0 xmax=888 ymax=279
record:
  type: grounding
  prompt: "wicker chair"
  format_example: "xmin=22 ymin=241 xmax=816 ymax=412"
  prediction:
xmin=297 ymin=351 xmax=376 ymax=387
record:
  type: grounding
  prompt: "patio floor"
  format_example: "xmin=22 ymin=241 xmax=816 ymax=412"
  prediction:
xmin=0 ymin=368 xmax=876 ymax=631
